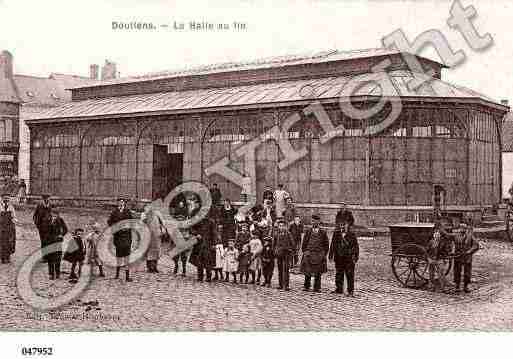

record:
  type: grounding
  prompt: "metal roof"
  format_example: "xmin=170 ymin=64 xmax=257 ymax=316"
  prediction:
xmin=28 ymin=70 xmax=505 ymax=123
xmin=503 ymin=115 xmax=513 ymax=152
xmin=70 ymin=48 xmax=446 ymax=89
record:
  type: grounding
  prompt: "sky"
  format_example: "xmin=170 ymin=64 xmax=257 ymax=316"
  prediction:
xmin=0 ymin=0 xmax=512 ymax=103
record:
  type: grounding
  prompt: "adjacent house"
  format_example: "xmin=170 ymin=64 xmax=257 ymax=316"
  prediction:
xmin=0 ymin=50 xmax=117 ymax=191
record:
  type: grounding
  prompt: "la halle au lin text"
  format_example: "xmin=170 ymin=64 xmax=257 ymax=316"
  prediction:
xmin=112 ymin=21 xmax=247 ymax=31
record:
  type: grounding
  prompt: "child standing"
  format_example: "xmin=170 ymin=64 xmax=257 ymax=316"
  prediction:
xmin=64 ymin=228 xmax=86 ymax=280
xmin=213 ymin=224 xmax=225 ymax=281
xmin=223 ymin=239 xmax=239 ymax=283
xmin=260 ymin=236 xmax=274 ymax=287
xmin=85 ymin=222 xmax=105 ymax=277
xmin=248 ymin=233 xmax=263 ymax=284
xmin=238 ymin=244 xmax=252 ymax=284
xmin=235 ymin=223 xmax=250 ymax=251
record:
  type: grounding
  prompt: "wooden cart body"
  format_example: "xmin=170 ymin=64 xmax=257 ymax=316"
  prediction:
xmin=389 ymin=222 xmax=452 ymax=289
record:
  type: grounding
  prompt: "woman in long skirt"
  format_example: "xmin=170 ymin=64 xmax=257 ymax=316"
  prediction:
xmin=141 ymin=205 xmax=163 ymax=273
xmin=0 ymin=194 xmax=16 ymax=264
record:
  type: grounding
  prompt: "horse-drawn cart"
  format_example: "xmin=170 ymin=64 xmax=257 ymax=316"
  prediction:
xmin=389 ymin=222 xmax=453 ymax=289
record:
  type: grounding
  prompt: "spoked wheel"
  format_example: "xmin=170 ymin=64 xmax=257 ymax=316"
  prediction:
xmin=391 ymin=244 xmax=428 ymax=289
xmin=506 ymin=211 xmax=513 ymax=242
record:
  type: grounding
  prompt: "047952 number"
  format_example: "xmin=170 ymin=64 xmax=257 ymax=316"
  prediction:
xmin=21 ymin=347 xmax=53 ymax=356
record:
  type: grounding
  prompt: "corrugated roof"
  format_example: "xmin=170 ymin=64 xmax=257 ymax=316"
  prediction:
xmin=71 ymin=48 xmax=445 ymax=89
xmin=503 ymin=114 xmax=513 ymax=152
xmin=29 ymin=70 xmax=504 ymax=122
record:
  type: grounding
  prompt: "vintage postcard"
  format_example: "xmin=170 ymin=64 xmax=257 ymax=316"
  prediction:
xmin=0 ymin=0 xmax=512 ymax=357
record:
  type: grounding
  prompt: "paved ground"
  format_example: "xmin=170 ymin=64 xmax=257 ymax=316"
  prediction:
xmin=2 ymin=207 xmax=513 ymax=331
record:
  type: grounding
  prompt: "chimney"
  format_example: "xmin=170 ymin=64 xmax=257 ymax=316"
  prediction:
xmin=101 ymin=59 xmax=118 ymax=80
xmin=89 ymin=64 xmax=99 ymax=80
xmin=501 ymin=99 xmax=509 ymax=107
xmin=0 ymin=50 xmax=14 ymax=78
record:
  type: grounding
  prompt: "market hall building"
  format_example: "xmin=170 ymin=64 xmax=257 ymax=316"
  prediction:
xmin=27 ymin=49 xmax=508 ymax=225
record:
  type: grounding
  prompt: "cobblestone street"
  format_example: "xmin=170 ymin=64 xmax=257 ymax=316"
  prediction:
xmin=2 ymin=208 xmax=513 ymax=331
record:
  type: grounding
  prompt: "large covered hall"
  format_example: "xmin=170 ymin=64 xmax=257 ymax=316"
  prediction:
xmin=26 ymin=48 xmax=508 ymax=224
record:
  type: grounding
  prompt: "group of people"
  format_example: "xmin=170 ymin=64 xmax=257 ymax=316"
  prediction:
xmin=180 ymin=183 xmax=360 ymax=295
xmin=427 ymin=217 xmax=479 ymax=293
xmin=0 ymin=176 xmax=27 ymax=204
xmin=0 ymin=182 xmax=480 ymax=297
xmin=32 ymin=194 xmax=106 ymax=281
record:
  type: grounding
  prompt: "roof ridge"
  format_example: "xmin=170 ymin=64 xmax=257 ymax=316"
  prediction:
xmin=13 ymin=73 xmax=49 ymax=79
xmin=49 ymin=72 xmax=90 ymax=79
xmin=96 ymin=47 xmax=400 ymax=85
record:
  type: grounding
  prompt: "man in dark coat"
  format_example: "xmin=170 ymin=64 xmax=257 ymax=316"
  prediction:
xmin=328 ymin=221 xmax=359 ymax=296
xmin=335 ymin=203 xmax=354 ymax=227
xmin=44 ymin=209 xmax=68 ymax=280
xmin=220 ymin=199 xmax=237 ymax=239
xmin=210 ymin=183 xmax=222 ymax=208
xmin=189 ymin=217 xmax=216 ymax=282
xmin=453 ymin=223 xmax=479 ymax=293
xmin=107 ymin=197 xmax=135 ymax=282
xmin=301 ymin=214 xmax=329 ymax=292
xmin=0 ymin=194 xmax=16 ymax=263
xmin=33 ymin=194 xmax=53 ymax=253
xmin=262 ymin=185 xmax=274 ymax=204
xmin=288 ymin=215 xmax=303 ymax=267
xmin=273 ymin=219 xmax=295 ymax=290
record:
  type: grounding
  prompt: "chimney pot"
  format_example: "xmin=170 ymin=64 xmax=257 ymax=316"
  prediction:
xmin=0 ymin=50 xmax=14 ymax=78
xmin=89 ymin=64 xmax=99 ymax=80
xmin=101 ymin=60 xmax=118 ymax=80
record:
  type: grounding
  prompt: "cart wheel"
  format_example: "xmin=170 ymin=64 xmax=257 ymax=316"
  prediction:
xmin=391 ymin=244 xmax=428 ymax=289
xmin=416 ymin=256 xmax=452 ymax=281
xmin=506 ymin=211 xmax=513 ymax=242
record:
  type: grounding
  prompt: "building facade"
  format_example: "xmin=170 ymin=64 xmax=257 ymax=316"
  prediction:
xmin=27 ymin=49 xmax=508 ymax=224
xmin=0 ymin=51 xmax=117 ymax=191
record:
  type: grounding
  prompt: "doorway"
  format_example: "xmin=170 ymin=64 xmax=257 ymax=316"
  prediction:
xmin=152 ymin=144 xmax=183 ymax=200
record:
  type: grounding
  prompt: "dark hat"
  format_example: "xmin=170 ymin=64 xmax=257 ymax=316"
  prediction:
xmin=41 ymin=194 xmax=50 ymax=199
xmin=73 ymin=228 xmax=84 ymax=235
xmin=311 ymin=214 xmax=321 ymax=221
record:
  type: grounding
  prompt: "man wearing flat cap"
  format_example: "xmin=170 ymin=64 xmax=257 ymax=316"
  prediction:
xmin=273 ymin=218 xmax=295 ymax=290
xmin=453 ymin=220 xmax=479 ymax=293
xmin=107 ymin=197 xmax=135 ymax=282
xmin=33 ymin=194 xmax=53 ymax=256
xmin=301 ymin=214 xmax=330 ymax=292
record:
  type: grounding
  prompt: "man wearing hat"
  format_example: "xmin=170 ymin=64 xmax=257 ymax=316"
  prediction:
xmin=335 ymin=203 xmax=354 ymax=227
xmin=329 ymin=220 xmax=359 ymax=296
xmin=453 ymin=220 xmax=479 ymax=293
xmin=301 ymin=214 xmax=330 ymax=292
xmin=44 ymin=208 xmax=68 ymax=280
xmin=33 ymin=194 xmax=53 ymax=256
xmin=0 ymin=193 xmax=17 ymax=263
xmin=273 ymin=218 xmax=295 ymax=290
xmin=107 ymin=197 xmax=135 ymax=282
